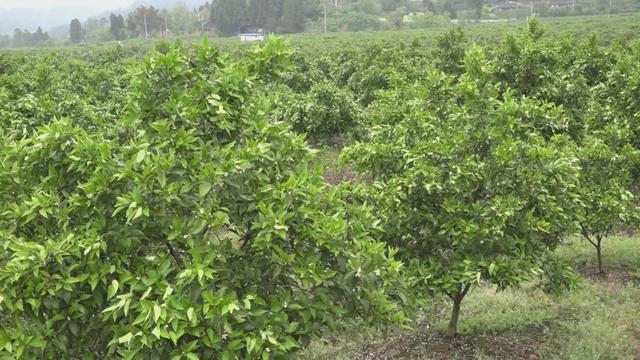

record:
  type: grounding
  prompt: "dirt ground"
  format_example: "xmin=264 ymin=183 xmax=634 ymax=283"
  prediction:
xmin=356 ymin=321 xmax=545 ymax=360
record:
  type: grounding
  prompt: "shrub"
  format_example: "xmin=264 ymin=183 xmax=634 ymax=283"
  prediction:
xmin=0 ymin=39 xmax=408 ymax=358
xmin=343 ymin=46 xmax=581 ymax=337
xmin=273 ymin=81 xmax=363 ymax=145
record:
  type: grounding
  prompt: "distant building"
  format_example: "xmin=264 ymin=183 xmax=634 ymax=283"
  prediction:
xmin=487 ymin=0 xmax=522 ymax=11
xmin=239 ymin=33 xmax=265 ymax=41
xmin=238 ymin=27 xmax=265 ymax=42
xmin=549 ymin=0 xmax=574 ymax=7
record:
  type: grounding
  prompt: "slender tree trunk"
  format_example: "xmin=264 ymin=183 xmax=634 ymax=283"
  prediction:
xmin=446 ymin=284 xmax=470 ymax=338
xmin=447 ymin=295 xmax=462 ymax=338
xmin=596 ymin=236 xmax=603 ymax=274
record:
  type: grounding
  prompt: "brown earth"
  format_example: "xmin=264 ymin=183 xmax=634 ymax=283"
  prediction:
xmin=355 ymin=322 xmax=546 ymax=360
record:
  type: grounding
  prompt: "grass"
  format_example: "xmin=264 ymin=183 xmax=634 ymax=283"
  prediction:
xmin=297 ymin=235 xmax=640 ymax=359
xmin=312 ymin=147 xmax=360 ymax=185
xmin=557 ymin=235 xmax=640 ymax=275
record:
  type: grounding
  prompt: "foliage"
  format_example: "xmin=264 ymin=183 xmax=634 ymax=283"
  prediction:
xmin=69 ymin=19 xmax=83 ymax=44
xmin=575 ymin=121 xmax=639 ymax=273
xmin=272 ymin=81 xmax=363 ymax=145
xmin=343 ymin=46 xmax=582 ymax=337
xmin=302 ymin=235 xmax=640 ymax=359
xmin=2 ymin=15 xmax=640 ymax=355
xmin=110 ymin=13 xmax=127 ymax=41
xmin=492 ymin=21 xmax=615 ymax=139
xmin=127 ymin=6 xmax=165 ymax=38
xmin=432 ymin=27 xmax=468 ymax=76
xmin=0 ymin=39 xmax=409 ymax=358
xmin=0 ymin=51 xmax=129 ymax=139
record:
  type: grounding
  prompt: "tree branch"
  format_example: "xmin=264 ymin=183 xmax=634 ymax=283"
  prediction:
xmin=444 ymin=290 xmax=455 ymax=302
xmin=461 ymin=283 xmax=471 ymax=299
xmin=580 ymin=225 xmax=597 ymax=248
xmin=166 ymin=242 xmax=183 ymax=265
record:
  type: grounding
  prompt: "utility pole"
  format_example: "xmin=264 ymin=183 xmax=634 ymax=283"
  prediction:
xmin=530 ymin=0 xmax=533 ymax=17
xmin=144 ymin=12 xmax=149 ymax=39
xmin=323 ymin=5 xmax=327 ymax=33
xmin=165 ymin=16 xmax=168 ymax=36
xmin=609 ymin=0 xmax=612 ymax=17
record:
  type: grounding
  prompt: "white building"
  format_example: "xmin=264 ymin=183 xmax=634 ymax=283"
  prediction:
xmin=238 ymin=33 xmax=265 ymax=42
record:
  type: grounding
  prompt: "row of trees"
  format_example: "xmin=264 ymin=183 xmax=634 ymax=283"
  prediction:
xmin=7 ymin=28 xmax=50 ymax=48
xmin=271 ymin=21 xmax=640 ymax=337
xmin=65 ymin=5 xmax=204 ymax=45
xmin=208 ymin=0 xmax=321 ymax=35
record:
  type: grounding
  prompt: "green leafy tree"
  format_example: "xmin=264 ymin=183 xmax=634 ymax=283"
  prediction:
xmin=432 ymin=27 xmax=467 ymax=76
xmin=32 ymin=27 xmax=49 ymax=45
xmin=282 ymin=0 xmax=306 ymax=33
xmin=343 ymin=46 xmax=581 ymax=337
xmin=575 ymin=117 xmax=639 ymax=273
xmin=272 ymin=81 xmax=362 ymax=144
xmin=127 ymin=6 xmax=164 ymax=38
xmin=0 ymin=39 xmax=408 ymax=358
xmin=210 ymin=0 xmax=245 ymax=36
xmin=390 ymin=6 xmax=408 ymax=29
xmin=109 ymin=13 xmax=127 ymax=40
xmin=160 ymin=5 xmax=202 ymax=35
xmin=69 ymin=18 xmax=83 ymax=44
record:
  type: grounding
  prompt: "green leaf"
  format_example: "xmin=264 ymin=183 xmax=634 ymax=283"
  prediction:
xmin=187 ymin=307 xmax=195 ymax=322
xmin=108 ymin=280 xmax=119 ymax=300
xmin=153 ymin=304 xmax=162 ymax=322
xmin=163 ymin=286 xmax=173 ymax=300
xmin=118 ymin=332 xmax=133 ymax=344
xmin=199 ymin=182 xmax=212 ymax=197
xmin=158 ymin=172 xmax=167 ymax=187
xmin=135 ymin=149 xmax=147 ymax=163
xmin=141 ymin=287 xmax=152 ymax=300
xmin=133 ymin=207 xmax=143 ymax=220
xmin=246 ymin=337 xmax=257 ymax=354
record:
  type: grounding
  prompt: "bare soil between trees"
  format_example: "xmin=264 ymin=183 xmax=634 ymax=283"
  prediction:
xmin=349 ymin=268 xmax=640 ymax=359
xmin=356 ymin=327 xmax=543 ymax=360
xmin=352 ymin=314 xmax=552 ymax=360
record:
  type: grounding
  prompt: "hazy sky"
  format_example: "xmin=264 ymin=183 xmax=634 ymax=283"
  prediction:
xmin=0 ymin=0 xmax=133 ymax=9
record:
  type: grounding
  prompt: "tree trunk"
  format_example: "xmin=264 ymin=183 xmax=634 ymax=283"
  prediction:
xmin=446 ymin=295 xmax=462 ymax=338
xmin=596 ymin=237 xmax=603 ymax=274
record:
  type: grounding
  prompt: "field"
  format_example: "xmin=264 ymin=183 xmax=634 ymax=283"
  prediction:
xmin=1 ymin=12 xmax=640 ymax=359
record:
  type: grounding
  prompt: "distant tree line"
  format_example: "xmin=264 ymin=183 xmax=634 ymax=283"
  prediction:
xmin=208 ymin=0 xmax=321 ymax=35
xmin=8 ymin=27 xmax=50 ymax=47
xmin=81 ymin=4 xmax=207 ymax=43
xmin=2 ymin=0 xmax=640 ymax=48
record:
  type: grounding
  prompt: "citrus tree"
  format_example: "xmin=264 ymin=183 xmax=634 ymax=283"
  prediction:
xmin=576 ymin=135 xmax=638 ymax=274
xmin=575 ymin=101 xmax=639 ymax=273
xmin=343 ymin=46 xmax=581 ymax=337
xmin=0 ymin=39 xmax=409 ymax=359
xmin=271 ymin=81 xmax=363 ymax=145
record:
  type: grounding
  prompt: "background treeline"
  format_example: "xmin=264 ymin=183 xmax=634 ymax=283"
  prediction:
xmin=3 ymin=0 xmax=640 ymax=47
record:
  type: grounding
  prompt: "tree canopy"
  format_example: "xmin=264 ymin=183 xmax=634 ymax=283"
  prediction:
xmin=0 ymin=39 xmax=409 ymax=358
xmin=343 ymin=46 xmax=582 ymax=337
